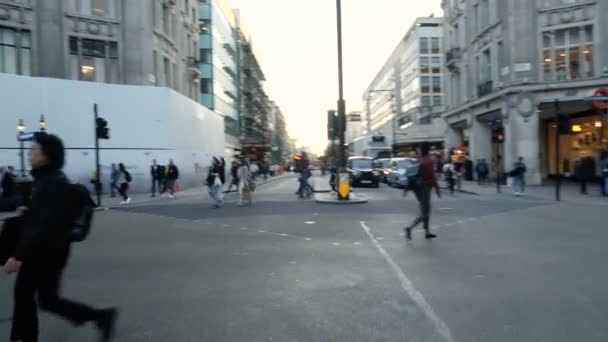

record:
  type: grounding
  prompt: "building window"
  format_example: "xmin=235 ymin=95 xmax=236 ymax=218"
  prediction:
xmin=0 ymin=27 xmax=31 ymax=76
xmin=200 ymin=48 xmax=211 ymax=63
xmin=421 ymin=95 xmax=431 ymax=107
xmin=420 ymin=56 xmax=429 ymax=73
xmin=420 ymin=76 xmax=430 ymax=93
xmin=199 ymin=19 xmax=210 ymax=34
xmin=432 ymin=76 xmax=441 ymax=93
xmin=431 ymin=56 xmax=441 ymax=73
xmin=479 ymin=49 xmax=492 ymax=83
xmin=420 ymin=38 xmax=429 ymax=54
xmin=473 ymin=4 xmax=479 ymax=34
xmin=431 ymin=37 xmax=440 ymax=54
xmin=200 ymin=78 xmax=211 ymax=93
xmin=69 ymin=37 xmax=119 ymax=83
xmin=541 ymin=25 xmax=594 ymax=81
xmin=162 ymin=4 xmax=170 ymax=36
xmin=433 ymin=95 xmax=442 ymax=106
xmin=163 ymin=57 xmax=170 ymax=87
xmin=479 ymin=0 xmax=489 ymax=31
xmin=92 ymin=0 xmax=105 ymax=16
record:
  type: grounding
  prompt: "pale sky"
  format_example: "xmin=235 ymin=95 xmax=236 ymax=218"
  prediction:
xmin=231 ymin=0 xmax=443 ymax=154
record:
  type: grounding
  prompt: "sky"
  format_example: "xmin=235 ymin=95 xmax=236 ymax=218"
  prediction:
xmin=230 ymin=0 xmax=443 ymax=155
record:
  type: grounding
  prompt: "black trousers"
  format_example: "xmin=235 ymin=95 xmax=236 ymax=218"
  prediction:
xmin=409 ymin=186 xmax=432 ymax=232
xmin=118 ymin=183 xmax=129 ymax=200
xmin=11 ymin=250 xmax=101 ymax=342
xmin=580 ymin=180 xmax=588 ymax=194
xmin=151 ymin=178 xmax=161 ymax=196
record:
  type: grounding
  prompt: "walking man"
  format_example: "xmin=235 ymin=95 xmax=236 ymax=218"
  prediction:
xmin=110 ymin=163 xmax=119 ymax=198
xmin=512 ymin=156 xmax=527 ymax=196
xmin=4 ymin=132 xmax=118 ymax=342
xmin=405 ymin=142 xmax=441 ymax=240
xmin=150 ymin=160 xmax=162 ymax=197
xmin=442 ymin=160 xmax=456 ymax=195
xmin=226 ymin=160 xmax=240 ymax=192
xmin=166 ymin=159 xmax=179 ymax=198
xmin=117 ymin=163 xmax=131 ymax=204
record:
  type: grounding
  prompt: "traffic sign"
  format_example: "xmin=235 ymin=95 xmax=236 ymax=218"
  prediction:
xmin=17 ymin=132 xmax=35 ymax=142
xmin=592 ymin=88 xmax=608 ymax=110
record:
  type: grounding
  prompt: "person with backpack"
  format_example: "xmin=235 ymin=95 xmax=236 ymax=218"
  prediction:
xmin=442 ymin=160 xmax=456 ymax=195
xmin=404 ymin=142 xmax=441 ymax=240
xmin=3 ymin=132 xmax=118 ymax=342
xmin=117 ymin=163 xmax=131 ymax=204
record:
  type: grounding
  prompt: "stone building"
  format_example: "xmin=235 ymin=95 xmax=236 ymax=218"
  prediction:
xmin=442 ymin=0 xmax=608 ymax=184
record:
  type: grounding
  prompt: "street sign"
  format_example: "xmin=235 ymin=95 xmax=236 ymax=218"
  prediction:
xmin=17 ymin=132 xmax=35 ymax=142
xmin=592 ymin=88 xmax=608 ymax=110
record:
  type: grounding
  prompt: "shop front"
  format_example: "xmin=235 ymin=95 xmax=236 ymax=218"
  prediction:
xmin=544 ymin=109 xmax=608 ymax=178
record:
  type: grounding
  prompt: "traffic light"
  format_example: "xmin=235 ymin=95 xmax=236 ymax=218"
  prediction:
xmin=96 ymin=117 xmax=110 ymax=140
xmin=557 ymin=113 xmax=571 ymax=135
xmin=327 ymin=110 xmax=337 ymax=139
xmin=491 ymin=125 xmax=504 ymax=143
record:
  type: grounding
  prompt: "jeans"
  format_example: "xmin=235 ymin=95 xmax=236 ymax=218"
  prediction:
xmin=409 ymin=186 xmax=432 ymax=232
xmin=297 ymin=174 xmax=312 ymax=198
xmin=209 ymin=184 xmax=223 ymax=204
xmin=513 ymin=177 xmax=526 ymax=193
xmin=166 ymin=180 xmax=176 ymax=195
xmin=11 ymin=251 xmax=101 ymax=342
xmin=151 ymin=178 xmax=161 ymax=196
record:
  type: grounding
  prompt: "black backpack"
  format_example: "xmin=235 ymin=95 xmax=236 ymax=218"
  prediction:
xmin=68 ymin=183 xmax=96 ymax=242
xmin=405 ymin=163 xmax=423 ymax=190
xmin=125 ymin=171 xmax=132 ymax=183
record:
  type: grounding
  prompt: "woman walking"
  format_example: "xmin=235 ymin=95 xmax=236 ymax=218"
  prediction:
xmin=207 ymin=158 xmax=224 ymax=208
xmin=238 ymin=159 xmax=253 ymax=206
xmin=117 ymin=163 xmax=131 ymax=204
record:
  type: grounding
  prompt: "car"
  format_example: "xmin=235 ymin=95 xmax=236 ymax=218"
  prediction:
xmin=386 ymin=158 xmax=417 ymax=188
xmin=376 ymin=158 xmax=392 ymax=183
xmin=347 ymin=156 xmax=381 ymax=188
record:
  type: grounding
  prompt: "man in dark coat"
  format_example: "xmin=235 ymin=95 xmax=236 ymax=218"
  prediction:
xmin=3 ymin=132 xmax=117 ymax=342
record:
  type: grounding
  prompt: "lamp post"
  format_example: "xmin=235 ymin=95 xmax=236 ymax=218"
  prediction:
xmin=39 ymin=114 xmax=46 ymax=132
xmin=17 ymin=119 xmax=26 ymax=177
xmin=336 ymin=0 xmax=346 ymax=168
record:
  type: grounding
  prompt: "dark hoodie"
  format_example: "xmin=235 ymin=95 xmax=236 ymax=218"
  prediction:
xmin=15 ymin=133 xmax=72 ymax=262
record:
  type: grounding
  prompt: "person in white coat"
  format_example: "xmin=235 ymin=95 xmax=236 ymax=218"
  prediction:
xmin=238 ymin=160 xmax=253 ymax=206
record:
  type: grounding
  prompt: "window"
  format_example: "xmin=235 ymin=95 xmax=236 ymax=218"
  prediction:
xmin=420 ymin=76 xmax=430 ymax=93
xmin=433 ymin=95 xmax=442 ymax=106
xmin=200 ymin=79 xmax=211 ymax=93
xmin=162 ymin=5 xmax=170 ymax=35
xmin=473 ymin=4 xmax=479 ymax=34
xmin=200 ymin=48 xmax=211 ymax=63
xmin=479 ymin=0 xmax=489 ymax=31
xmin=421 ymin=96 xmax=431 ymax=106
xmin=543 ymin=49 xmax=553 ymax=81
xmin=420 ymin=56 xmax=429 ymax=73
xmin=69 ymin=37 xmax=118 ymax=83
xmin=420 ymin=38 xmax=429 ymax=54
xmin=92 ymin=0 xmax=105 ymax=16
xmin=432 ymin=76 xmax=441 ymax=93
xmin=431 ymin=56 xmax=441 ymax=73
xmin=0 ymin=27 xmax=31 ymax=76
xmin=542 ymin=26 xmax=593 ymax=81
xmin=199 ymin=19 xmax=210 ymax=34
xmin=163 ymin=57 xmax=170 ymax=87
xmin=431 ymin=37 xmax=440 ymax=54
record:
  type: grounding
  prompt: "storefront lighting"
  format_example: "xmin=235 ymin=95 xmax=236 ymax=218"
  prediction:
xmin=595 ymin=121 xmax=602 ymax=128
xmin=571 ymin=124 xmax=582 ymax=132
xmin=560 ymin=53 xmax=566 ymax=57
xmin=81 ymin=65 xmax=95 ymax=73
xmin=583 ymin=50 xmax=590 ymax=54
xmin=544 ymin=58 xmax=552 ymax=62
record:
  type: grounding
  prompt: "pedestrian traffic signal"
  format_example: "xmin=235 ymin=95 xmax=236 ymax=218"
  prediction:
xmin=492 ymin=125 xmax=504 ymax=143
xmin=96 ymin=117 xmax=110 ymax=140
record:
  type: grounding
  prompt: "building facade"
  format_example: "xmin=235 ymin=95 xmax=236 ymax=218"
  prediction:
xmin=0 ymin=0 xmax=200 ymax=99
xmin=361 ymin=17 xmax=446 ymax=154
xmin=198 ymin=0 xmax=239 ymax=155
xmin=442 ymin=0 xmax=608 ymax=184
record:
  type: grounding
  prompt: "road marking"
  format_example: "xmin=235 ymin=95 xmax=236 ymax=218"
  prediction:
xmin=305 ymin=221 xmax=316 ymax=224
xmin=353 ymin=242 xmax=361 ymax=245
xmin=439 ymin=208 xmax=454 ymax=211
xmin=360 ymin=221 xmax=455 ymax=342
xmin=240 ymin=227 xmax=248 ymax=230
xmin=305 ymin=238 xmax=312 ymax=241
xmin=314 ymin=213 xmax=319 ymax=216
xmin=280 ymin=233 xmax=289 ymax=237
xmin=376 ymin=237 xmax=384 ymax=241
xmin=258 ymin=230 xmax=266 ymax=233
xmin=332 ymin=242 xmax=341 ymax=246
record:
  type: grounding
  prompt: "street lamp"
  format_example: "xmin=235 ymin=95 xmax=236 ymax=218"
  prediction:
xmin=39 ymin=114 xmax=46 ymax=131
xmin=17 ymin=119 xmax=26 ymax=177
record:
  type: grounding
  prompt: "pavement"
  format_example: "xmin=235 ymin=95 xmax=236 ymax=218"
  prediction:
xmin=1 ymin=174 xmax=607 ymax=341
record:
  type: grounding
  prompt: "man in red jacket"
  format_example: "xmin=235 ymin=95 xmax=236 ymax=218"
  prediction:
xmin=405 ymin=142 xmax=441 ymax=240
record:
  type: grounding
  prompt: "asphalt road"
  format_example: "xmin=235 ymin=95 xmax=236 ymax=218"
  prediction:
xmin=1 ymin=174 xmax=607 ymax=341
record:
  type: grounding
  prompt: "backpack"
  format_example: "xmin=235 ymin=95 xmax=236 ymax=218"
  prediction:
xmin=405 ymin=163 xmax=423 ymax=190
xmin=68 ymin=183 xmax=96 ymax=242
xmin=125 ymin=171 xmax=132 ymax=183
xmin=444 ymin=167 xmax=453 ymax=180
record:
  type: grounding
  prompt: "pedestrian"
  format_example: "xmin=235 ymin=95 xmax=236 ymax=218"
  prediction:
xmin=481 ymin=159 xmax=490 ymax=184
xmin=600 ymin=152 xmax=608 ymax=197
xmin=510 ymin=156 xmax=527 ymax=196
xmin=454 ymin=161 xmax=464 ymax=191
xmin=110 ymin=163 xmax=119 ymax=198
xmin=296 ymin=152 xmax=312 ymax=198
xmin=226 ymin=160 xmax=240 ymax=193
xmin=219 ymin=157 xmax=227 ymax=186
xmin=3 ymin=132 xmax=118 ymax=342
xmin=1 ymin=166 xmax=16 ymax=199
xmin=442 ymin=161 xmax=456 ymax=195
xmin=404 ymin=142 xmax=441 ymax=240
xmin=250 ymin=161 xmax=259 ymax=181
xmin=117 ymin=163 xmax=131 ymax=204
xmin=238 ymin=159 xmax=253 ymax=206
xmin=207 ymin=157 xmax=223 ymax=208
xmin=150 ymin=160 xmax=162 ymax=197
xmin=165 ymin=159 xmax=179 ymax=198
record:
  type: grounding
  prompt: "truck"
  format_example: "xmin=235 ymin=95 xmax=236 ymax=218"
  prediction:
xmin=349 ymin=135 xmax=392 ymax=160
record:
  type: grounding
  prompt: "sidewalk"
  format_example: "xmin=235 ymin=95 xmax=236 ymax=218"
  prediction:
xmin=0 ymin=173 xmax=290 ymax=221
xmin=454 ymin=179 xmax=608 ymax=204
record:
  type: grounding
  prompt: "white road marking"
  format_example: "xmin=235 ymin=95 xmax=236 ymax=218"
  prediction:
xmin=353 ymin=242 xmax=362 ymax=245
xmin=376 ymin=237 xmax=384 ymax=241
xmin=313 ymin=213 xmax=319 ymax=216
xmin=305 ymin=238 xmax=312 ymax=241
xmin=360 ymin=221 xmax=455 ymax=342
xmin=305 ymin=221 xmax=316 ymax=224
xmin=240 ymin=227 xmax=248 ymax=230
xmin=258 ymin=230 xmax=266 ymax=233
xmin=280 ymin=233 xmax=289 ymax=237
xmin=332 ymin=242 xmax=341 ymax=246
